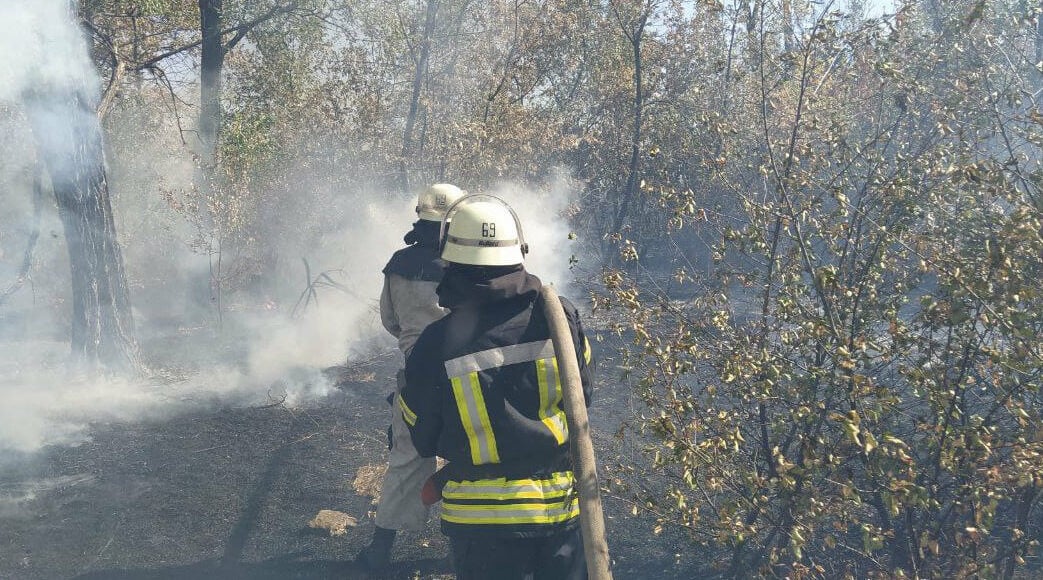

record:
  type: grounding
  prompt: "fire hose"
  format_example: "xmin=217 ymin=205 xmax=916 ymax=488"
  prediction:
xmin=540 ymin=284 xmax=613 ymax=580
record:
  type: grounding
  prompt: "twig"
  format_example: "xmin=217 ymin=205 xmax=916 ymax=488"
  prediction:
xmin=257 ymin=391 xmax=289 ymax=409
xmin=81 ymin=514 xmax=122 ymax=573
xmin=223 ymin=2 xmax=301 ymax=52
xmin=191 ymin=444 xmax=232 ymax=454
xmin=291 ymin=432 xmax=320 ymax=445
xmin=131 ymin=2 xmax=301 ymax=72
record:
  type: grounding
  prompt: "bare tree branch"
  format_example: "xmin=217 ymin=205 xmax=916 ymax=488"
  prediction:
xmin=130 ymin=2 xmax=301 ymax=72
xmin=97 ymin=50 xmax=126 ymax=120
xmin=223 ymin=1 xmax=301 ymax=53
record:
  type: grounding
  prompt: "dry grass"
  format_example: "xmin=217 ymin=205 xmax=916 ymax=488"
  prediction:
xmin=307 ymin=509 xmax=358 ymax=537
xmin=352 ymin=463 xmax=387 ymax=504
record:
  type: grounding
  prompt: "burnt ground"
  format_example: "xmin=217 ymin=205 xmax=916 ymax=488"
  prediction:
xmin=0 ymin=336 xmax=708 ymax=580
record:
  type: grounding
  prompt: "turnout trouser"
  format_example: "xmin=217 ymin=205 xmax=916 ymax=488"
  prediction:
xmin=449 ymin=526 xmax=587 ymax=580
xmin=374 ymin=370 xmax=436 ymax=531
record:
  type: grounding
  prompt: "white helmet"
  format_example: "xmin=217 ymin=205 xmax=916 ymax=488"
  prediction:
xmin=440 ymin=195 xmax=529 ymax=266
xmin=417 ymin=183 xmax=466 ymax=221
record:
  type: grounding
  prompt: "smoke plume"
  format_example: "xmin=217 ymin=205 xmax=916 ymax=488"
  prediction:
xmin=0 ymin=2 xmax=584 ymax=457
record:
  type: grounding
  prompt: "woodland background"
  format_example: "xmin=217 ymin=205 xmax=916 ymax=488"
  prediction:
xmin=2 ymin=0 xmax=1043 ymax=578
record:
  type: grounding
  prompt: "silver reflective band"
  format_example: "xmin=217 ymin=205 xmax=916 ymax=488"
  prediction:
xmin=445 ymin=234 xmax=520 ymax=248
xmin=445 ymin=340 xmax=555 ymax=377
xmin=452 ymin=373 xmax=499 ymax=464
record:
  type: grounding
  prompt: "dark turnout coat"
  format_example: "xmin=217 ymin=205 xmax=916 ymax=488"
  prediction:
xmin=399 ymin=266 xmax=594 ymax=538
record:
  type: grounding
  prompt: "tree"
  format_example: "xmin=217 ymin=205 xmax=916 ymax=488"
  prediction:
xmin=27 ymin=91 xmax=137 ymax=371
xmin=598 ymin=1 xmax=1043 ymax=576
xmin=198 ymin=0 xmax=223 ymax=161
xmin=13 ymin=1 xmax=140 ymax=371
xmin=399 ymin=0 xmax=439 ymax=190
xmin=197 ymin=0 xmax=301 ymax=163
xmin=610 ymin=0 xmax=654 ymax=243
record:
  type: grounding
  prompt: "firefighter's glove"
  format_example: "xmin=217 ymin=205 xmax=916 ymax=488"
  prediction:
xmin=421 ymin=477 xmax=441 ymax=506
xmin=421 ymin=464 xmax=451 ymax=505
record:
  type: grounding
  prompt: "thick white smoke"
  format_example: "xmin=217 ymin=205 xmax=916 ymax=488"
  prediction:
xmin=0 ymin=0 xmax=98 ymax=100
xmin=0 ymin=193 xmax=412 ymax=453
xmin=0 ymin=1 xmax=585 ymax=456
xmin=0 ymin=178 xmax=582 ymax=456
xmin=0 ymin=0 xmax=374 ymax=454
xmin=487 ymin=175 xmax=583 ymax=294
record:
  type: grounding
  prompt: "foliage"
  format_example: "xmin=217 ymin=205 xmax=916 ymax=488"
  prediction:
xmin=9 ymin=0 xmax=1040 ymax=574
xmin=596 ymin=0 xmax=1043 ymax=577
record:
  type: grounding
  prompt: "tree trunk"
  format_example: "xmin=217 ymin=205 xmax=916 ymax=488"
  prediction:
xmin=744 ymin=0 xmax=764 ymax=70
xmin=24 ymin=89 xmax=137 ymax=372
xmin=781 ymin=0 xmax=794 ymax=53
xmin=399 ymin=0 xmax=439 ymax=192
xmin=199 ymin=0 xmax=224 ymax=163
xmin=1036 ymin=0 xmax=1043 ymax=72
xmin=611 ymin=11 xmax=648 ymax=239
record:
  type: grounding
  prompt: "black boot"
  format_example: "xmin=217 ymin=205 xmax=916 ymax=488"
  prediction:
xmin=357 ymin=526 xmax=396 ymax=571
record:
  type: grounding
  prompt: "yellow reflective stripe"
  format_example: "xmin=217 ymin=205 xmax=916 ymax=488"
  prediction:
xmin=397 ymin=393 xmax=417 ymax=426
xmin=441 ymin=501 xmax=580 ymax=525
xmin=442 ymin=488 xmax=571 ymax=501
xmin=535 ymin=358 xmax=567 ymax=444
xmin=443 ymin=472 xmax=574 ymax=500
xmin=451 ymin=372 xmax=500 ymax=465
xmin=549 ymin=357 xmax=569 ymax=441
xmin=444 ymin=472 xmax=573 ymax=489
xmin=470 ymin=372 xmax=500 ymax=463
xmin=583 ymin=337 xmax=592 ymax=365
xmin=441 ymin=511 xmax=580 ymax=525
xmin=441 ymin=474 xmax=579 ymax=525
xmin=451 ymin=376 xmax=484 ymax=465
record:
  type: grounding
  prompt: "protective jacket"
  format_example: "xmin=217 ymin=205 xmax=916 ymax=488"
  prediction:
xmin=380 ymin=220 xmax=447 ymax=357
xmin=400 ymin=265 xmax=594 ymax=539
xmin=375 ymin=219 xmax=446 ymax=532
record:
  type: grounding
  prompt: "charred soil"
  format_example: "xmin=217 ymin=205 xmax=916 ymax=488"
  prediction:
xmin=0 ymin=341 xmax=705 ymax=579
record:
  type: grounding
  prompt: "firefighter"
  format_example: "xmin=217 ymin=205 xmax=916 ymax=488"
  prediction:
xmin=399 ymin=195 xmax=594 ymax=579
xmin=357 ymin=183 xmax=466 ymax=570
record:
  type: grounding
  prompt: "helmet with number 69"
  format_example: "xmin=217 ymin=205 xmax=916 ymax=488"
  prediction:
xmin=440 ymin=195 xmax=528 ymax=266
xmin=417 ymin=183 xmax=466 ymax=221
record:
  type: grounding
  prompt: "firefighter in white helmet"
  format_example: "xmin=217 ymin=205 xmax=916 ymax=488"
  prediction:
xmin=357 ymin=183 xmax=466 ymax=571
xmin=399 ymin=195 xmax=595 ymax=579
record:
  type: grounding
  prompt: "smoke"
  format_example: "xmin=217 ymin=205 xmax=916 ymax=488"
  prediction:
xmin=0 ymin=0 xmax=98 ymax=100
xmin=0 ymin=195 xmax=409 ymax=454
xmin=0 ymin=0 xmax=93 ymax=318
xmin=0 ymin=0 xmax=101 ymax=183
xmin=0 ymin=180 xmax=583 ymax=455
xmin=484 ymin=174 xmax=584 ymax=294
xmin=0 ymin=1 xmax=586 ymax=458
xmin=0 ymin=473 xmax=96 ymax=519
